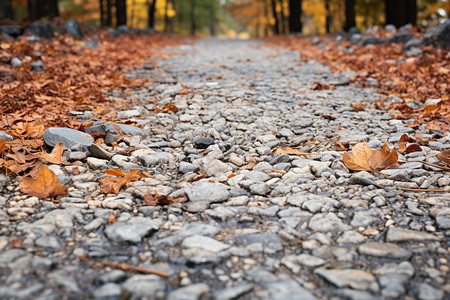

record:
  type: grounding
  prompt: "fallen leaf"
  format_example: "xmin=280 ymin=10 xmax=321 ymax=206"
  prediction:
xmin=143 ymin=190 xmax=187 ymax=206
xmin=313 ymin=82 xmax=334 ymax=90
xmin=342 ymin=142 xmax=373 ymax=171
xmin=39 ymin=142 xmax=67 ymax=164
xmin=100 ymin=169 xmax=143 ymax=194
xmin=397 ymin=133 xmax=413 ymax=153
xmin=154 ymin=103 xmax=179 ymax=113
xmin=108 ymin=212 xmax=118 ymax=224
xmin=350 ymin=103 xmax=366 ymax=111
xmin=19 ymin=164 xmax=68 ymax=199
xmin=370 ymin=144 xmax=398 ymax=170
xmin=436 ymin=150 xmax=450 ymax=165
xmin=405 ymin=144 xmax=422 ymax=154
xmin=272 ymin=147 xmax=312 ymax=156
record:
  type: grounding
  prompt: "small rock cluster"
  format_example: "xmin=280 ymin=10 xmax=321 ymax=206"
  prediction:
xmin=0 ymin=38 xmax=448 ymax=299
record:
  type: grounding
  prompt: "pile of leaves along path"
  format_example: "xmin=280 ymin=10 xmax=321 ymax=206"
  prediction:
xmin=0 ymin=27 xmax=182 ymax=189
xmin=268 ymin=24 xmax=449 ymax=135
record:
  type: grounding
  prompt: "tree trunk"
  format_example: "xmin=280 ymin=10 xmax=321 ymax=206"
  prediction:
xmin=271 ymin=0 xmax=280 ymax=34
xmin=116 ymin=0 xmax=127 ymax=26
xmin=209 ymin=3 xmax=216 ymax=36
xmin=325 ymin=0 xmax=331 ymax=33
xmin=344 ymin=0 xmax=355 ymax=31
xmin=278 ymin=0 xmax=287 ymax=34
xmin=148 ymin=0 xmax=156 ymax=28
xmin=99 ymin=0 xmax=105 ymax=27
xmin=164 ymin=0 xmax=169 ymax=32
xmin=405 ymin=0 xmax=417 ymax=25
xmin=106 ymin=0 xmax=113 ymax=26
xmin=28 ymin=0 xmax=59 ymax=20
xmin=190 ymin=0 xmax=196 ymax=35
xmin=169 ymin=0 xmax=175 ymax=33
xmin=0 ymin=0 xmax=13 ymax=21
xmin=263 ymin=0 xmax=270 ymax=36
xmin=288 ymin=0 xmax=302 ymax=34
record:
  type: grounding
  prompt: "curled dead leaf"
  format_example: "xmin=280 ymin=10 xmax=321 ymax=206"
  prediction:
xmin=272 ymin=147 xmax=312 ymax=156
xmin=436 ymin=150 xmax=450 ymax=165
xmin=100 ymin=169 xmax=143 ymax=194
xmin=369 ymin=144 xmax=399 ymax=170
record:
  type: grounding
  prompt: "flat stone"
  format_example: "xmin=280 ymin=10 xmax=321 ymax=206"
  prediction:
xmin=358 ymin=242 xmax=411 ymax=259
xmin=140 ymin=153 xmax=173 ymax=167
xmin=314 ymin=268 xmax=379 ymax=292
xmin=183 ymin=200 xmax=210 ymax=213
xmin=418 ymin=283 xmax=444 ymax=300
xmin=266 ymin=279 xmax=317 ymax=300
xmin=104 ymin=217 xmax=161 ymax=243
xmin=168 ymin=283 xmax=209 ymax=300
xmin=236 ymin=234 xmax=283 ymax=252
xmin=85 ymin=122 xmax=147 ymax=137
xmin=88 ymin=144 xmax=113 ymax=160
xmin=0 ymin=131 xmax=13 ymax=141
xmin=43 ymin=127 xmax=94 ymax=150
xmin=87 ymin=157 xmax=108 ymax=169
xmin=92 ymin=283 xmax=121 ymax=298
xmin=308 ymin=213 xmax=351 ymax=232
xmin=182 ymin=235 xmax=230 ymax=252
xmin=179 ymin=161 xmax=199 ymax=173
xmin=386 ymin=227 xmax=441 ymax=242
xmin=337 ymin=231 xmax=366 ymax=244
xmin=122 ymin=274 xmax=165 ymax=297
xmin=186 ymin=181 xmax=230 ymax=203
xmin=213 ymin=283 xmax=254 ymax=300
xmin=35 ymin=235 xmax=61 ymax=249
xmin=97 ymin=270 xmax=127 ymax=283
xmin=195 ymin=137 xmax=215 ymax=149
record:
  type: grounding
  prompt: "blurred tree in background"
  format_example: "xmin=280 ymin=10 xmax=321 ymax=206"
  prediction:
xmin=1 ymin=0 xmax=449 ymax=37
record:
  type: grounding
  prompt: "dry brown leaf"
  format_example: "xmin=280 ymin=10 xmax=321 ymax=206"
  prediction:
xmin=370 ymin=144 xmax=399 ymax=170
xmin=39 ymin=142 xmax=67 ymax=164
xmin=143 ymin=190 xmax=187 ymax=206
xmin=272 ymin=147 xmax=312 ymax=156
xmin=19 ymin=164 xmax=68 ymax=199
xmin=436 ymin=150 xmax=450 ymax=165
xmin=100 ymin=169 xmax=143 ymax=194
xmin=405 ymin=144 xmax=422 ymax=154
xmin=343 ymin=142 xmax=373 ymax=171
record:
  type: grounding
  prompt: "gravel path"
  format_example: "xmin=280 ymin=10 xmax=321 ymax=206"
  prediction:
xmin=1 ymin=38 xmax=449 ymax=300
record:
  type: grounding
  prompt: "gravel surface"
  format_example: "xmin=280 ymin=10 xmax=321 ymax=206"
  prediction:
xmin=1 ymin=38 xmax=449 ymax=299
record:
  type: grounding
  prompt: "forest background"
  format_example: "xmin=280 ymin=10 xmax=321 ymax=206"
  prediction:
xmin=0 ymin=0 xmax=449 ymax=38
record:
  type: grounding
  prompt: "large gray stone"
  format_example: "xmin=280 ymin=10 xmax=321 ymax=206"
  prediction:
xmin=424 ymin=20 xmax=450 ymax=48
xmin=315 ymin=268 xmax=379 ymax=292
xmin=105 ymin=217 xmax=161 ymax=243
xmin=0 ymin=131 xmax=13 ymax=141
xmin=43 ymin=127 xmax=94 ymax=150
xmin=84 ymin=122 xmax=147 ymax=137
xmin=122 ymin=274 xmax=165 ymax=297
xmin=358 ymin=242 xmax=411 ymax=259
xmin=186 ymin=181 xmax=230 ymax=203
xmin=181 ymin=235 xmax=230 ymax=252
xmin=386 ymin=227 xmax=442 ymax=242
xmin=267 ymin=279 xmax=317 ymax=300
xmin=167 ymin=283 xmax=209 ymax=300
xmin=64 ymin=19 xmax=83 ymax=38
xmin=308 ymin=213 xmax=351 ymax=232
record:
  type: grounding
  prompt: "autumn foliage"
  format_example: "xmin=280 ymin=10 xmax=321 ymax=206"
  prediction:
xmin=268 ymin=32 xmax=450 ymax=133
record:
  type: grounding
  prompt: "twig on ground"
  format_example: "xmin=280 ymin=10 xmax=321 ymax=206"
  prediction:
xmin=80 ymin=256 xmax=169 ymax=277
xmin=401 ymin=188 xmax=447 ymax=192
